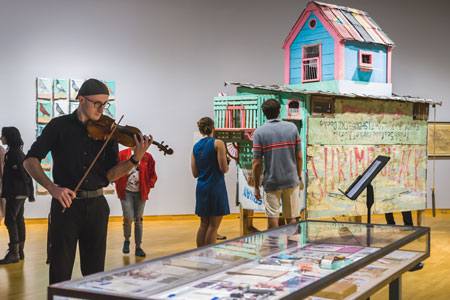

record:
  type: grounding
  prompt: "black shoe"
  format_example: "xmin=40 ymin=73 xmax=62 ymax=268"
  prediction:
xmin=135 ymin=247 xmax=146 ymax=257
xmin=19 ymin=241 xmax=24 ymax=260
xmin=122 ymin=241 xmax=130 ymax=254
xmin=0 ymin=243 xmax=20 ymax=265
xmin=217 ymin=234 xmax=227 ymax=240
xmin=409 ymin=263 xmax=424 ymax=272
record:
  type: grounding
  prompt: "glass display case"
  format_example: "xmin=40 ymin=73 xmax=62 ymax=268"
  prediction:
xmin=48 ymin=220 xmax=430 ymax=300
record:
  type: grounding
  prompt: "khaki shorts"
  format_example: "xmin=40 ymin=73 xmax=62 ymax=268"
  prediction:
xmin=263 ymin=185 xmax=301 ymax=219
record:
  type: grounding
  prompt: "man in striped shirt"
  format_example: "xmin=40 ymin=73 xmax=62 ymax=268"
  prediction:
xmin=252 ymin=99 xmax=303 ymax=229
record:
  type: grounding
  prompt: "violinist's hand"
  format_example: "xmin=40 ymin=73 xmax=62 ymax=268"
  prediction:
xmin=133 ymin=133 xmax=152 ymax=161
xmin=48 ymin=184 xmax=76 ymax=209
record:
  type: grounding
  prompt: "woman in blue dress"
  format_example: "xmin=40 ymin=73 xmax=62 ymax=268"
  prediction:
xmin=191 ymin=117 xmax=230 ymax=247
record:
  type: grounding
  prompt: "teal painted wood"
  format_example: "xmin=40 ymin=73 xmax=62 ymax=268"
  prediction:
xmin=344 ymin=41 xmax=387 ymax=83
xmin=290 ymin=12 xmax=335 ymax=84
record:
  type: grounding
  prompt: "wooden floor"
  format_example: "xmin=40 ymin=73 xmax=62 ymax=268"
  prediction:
xmin=0 ymin=210 xmax=449 ymax=300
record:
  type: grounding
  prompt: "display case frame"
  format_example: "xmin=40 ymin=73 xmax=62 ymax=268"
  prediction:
xmin=48 ymin=220 xmax=430 ymax=300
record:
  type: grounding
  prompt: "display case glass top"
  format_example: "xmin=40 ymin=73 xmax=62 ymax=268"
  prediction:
xmin=50 ymin=221 xmax=429 ymax=300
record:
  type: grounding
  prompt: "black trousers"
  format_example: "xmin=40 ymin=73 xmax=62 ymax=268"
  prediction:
xmin=48 ymin=196 xmax=110 ymax=284
xmin=4 ymin=197 xmax=26 ymax=244
xmin=385 ymin=211 xmax=413 ymax=226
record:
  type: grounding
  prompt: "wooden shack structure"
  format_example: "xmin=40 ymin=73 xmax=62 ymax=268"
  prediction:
xmin=213 ymin=2 xmax=441 ymax=231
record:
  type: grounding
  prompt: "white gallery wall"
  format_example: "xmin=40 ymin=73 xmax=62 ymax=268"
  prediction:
xmin=0 ymin=0 xmax=448 ymax=218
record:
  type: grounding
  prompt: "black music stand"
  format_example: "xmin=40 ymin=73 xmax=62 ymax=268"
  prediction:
xmin=339 ymin=155 xmax=390 ymax=246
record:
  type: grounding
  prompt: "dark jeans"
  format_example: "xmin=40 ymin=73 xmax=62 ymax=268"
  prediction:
xmin=4 ymin=197 xmax=26 ymax=244
xmin=385 ymin=211 xmax=413 ymax=226
xmin=48 ymin=196 xmax=110 ymax=284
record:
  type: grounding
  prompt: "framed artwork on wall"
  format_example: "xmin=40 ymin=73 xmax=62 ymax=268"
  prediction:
xmin=104 ymin=101 xmax=115 ymax=118
xmin=70 ymin=101 xmax=79 ymax=113
xmin=53 ymin=99 xmax=69 ymax=117
xmin=70 ymin=79 xmax=84 ymax=100
xmin=428 ymin=122 xmax=450 ymax=156
xmin=53 ymin=78 xmax=68 ymax=99
xmin=36 ymin=77 xmax=52 ymax=99
xmin=103 ymin=80 xmax=115 ymax=100
xmin=37 ymin=99 xmax=52 ymax=123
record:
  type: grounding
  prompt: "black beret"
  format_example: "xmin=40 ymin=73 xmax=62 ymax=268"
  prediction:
xmin=77 ymin=78 xmax=109 ymax=98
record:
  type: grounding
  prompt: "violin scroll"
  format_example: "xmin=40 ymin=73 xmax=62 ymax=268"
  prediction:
xmin=154 ymin=140 xmax=174 ymax=156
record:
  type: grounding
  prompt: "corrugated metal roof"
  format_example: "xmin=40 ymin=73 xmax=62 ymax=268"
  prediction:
xmin=224 ymin=81 xmax=442 ymax=106
xmin=300 ymin=1 xmax=395 ymax=46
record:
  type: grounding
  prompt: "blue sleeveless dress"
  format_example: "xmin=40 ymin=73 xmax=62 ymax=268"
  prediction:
xmin=193 ymin=137 xmax=230 ymax=217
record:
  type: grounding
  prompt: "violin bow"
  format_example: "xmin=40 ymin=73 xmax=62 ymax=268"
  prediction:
xmin=62 ymin=115 xmax=124 ymax=213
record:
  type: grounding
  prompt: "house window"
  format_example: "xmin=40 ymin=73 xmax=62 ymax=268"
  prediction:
xmin=302 ymin=44 xmax=321 ymax=82
xmin=359 ymin=50 xmax=373 ymax=71
xmin=309 ymin=18 xmax=317 ymax=29
xmin=311 ymin=96 xmax=334 ymax=115
xmin=287 ymin=99 xmax=301 ymax=119
xmin=225 ymin=106 xmax=246 ymax=128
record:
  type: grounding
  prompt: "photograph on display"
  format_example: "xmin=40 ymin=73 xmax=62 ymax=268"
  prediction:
xmin=53 ymin=78 xmax=68 ymax=99
xmin=428 ymin=122 xmax=450 ymax=156
xmin=103 ymin=80 xmax=115 ymax=100
xmin=37 ymin=123 xmax=46 ymax=136
xmin=36 ymin=77 xmax=52 ymax=99
xmin=53 ymin=99 xmax=69 ymax=117
xmin=70 ymin=101 xmax=79 ymax=113
xmin=36 ymin=170 xmax=52 ymax=195
xmin=70 ymin=78 xmax=84 ymax=100
xmin=37 ymin=99 xmax=52 ymax=123
xmin=103 ymin=101 xmax=115 ymax=118
xmin=41 ymin=152 xmax=52 ymax=171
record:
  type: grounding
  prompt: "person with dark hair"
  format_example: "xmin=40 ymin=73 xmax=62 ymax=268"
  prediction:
xmin=23 ymin=79 xmax=152 ymax=284
xmin=252 ymin=99 xmax=303 ymax=229
xmin=191 ymin=117 xmax=230 ymax=247
xmin=0 ymin=127 xmax=34 ymax=265
xmin=0 ymin=145 xmax=5 ymax=225
xmin=114 ymin=146 xmax=157 ymax=257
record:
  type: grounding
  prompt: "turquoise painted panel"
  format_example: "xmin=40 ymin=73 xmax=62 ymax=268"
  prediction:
xmin=290 ymin=12 xmax=335 ymax=84
xmin=344 ymin=41 xmax=387 ymax=83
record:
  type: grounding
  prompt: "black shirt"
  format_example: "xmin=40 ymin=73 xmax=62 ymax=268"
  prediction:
xmin=25 ymin=110 xmax=119 ymax=191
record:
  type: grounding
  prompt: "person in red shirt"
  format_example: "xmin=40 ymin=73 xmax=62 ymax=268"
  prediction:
xmin=114 ymin=147 xmax=157 ymax=257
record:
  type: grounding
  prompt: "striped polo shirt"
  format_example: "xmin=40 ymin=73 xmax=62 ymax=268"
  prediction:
xmin=253 ymin=119 xmax=301 ymax=191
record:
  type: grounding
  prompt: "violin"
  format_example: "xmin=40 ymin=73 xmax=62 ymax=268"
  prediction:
xmin=87 ymin=115 xmax=173 ymax=155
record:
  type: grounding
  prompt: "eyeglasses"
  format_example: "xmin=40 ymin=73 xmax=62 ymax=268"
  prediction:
xmin=83 ymin=96 xmax=110 ymax=109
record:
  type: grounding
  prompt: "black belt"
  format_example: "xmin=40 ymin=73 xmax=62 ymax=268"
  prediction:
xmin=76 ymin=188 xmax=104 ymax=199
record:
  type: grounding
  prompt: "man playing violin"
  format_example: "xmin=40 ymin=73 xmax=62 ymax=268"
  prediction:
xmin=23 ymin=78 xmax=152 ymax=284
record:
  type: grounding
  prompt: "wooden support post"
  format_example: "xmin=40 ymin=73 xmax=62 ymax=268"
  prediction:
xmin=240 ymin=206 xmax=250 ymax=236
xmin=416 ymin=210 xmax=425 ymax=226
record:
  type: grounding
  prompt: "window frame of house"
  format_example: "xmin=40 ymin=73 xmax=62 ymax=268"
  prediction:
xmin=309 ymin=18 xmax=317 ymax=29
xmin=225 ymin=105 xmax=246 ymax=129
xmin=301 ymin=43 xmax=322 ymax=83
xmin=311 ymin=96 xmax=334 ymax=116
xmin=286 ymin=99 xmax=301 ymax=119
xmin=359 ymin=50 xmax=373 ymax=71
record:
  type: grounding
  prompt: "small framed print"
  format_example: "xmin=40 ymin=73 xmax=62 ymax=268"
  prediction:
xmin=53 ymin=78 xmax=68 ymax=99
xmin=103 ymin=101 xmax=115 ymax=119
xmin=428 ymin=122 xmax=450 ymax=156
xmin=41 ymin=152 xmax=52 ymax=171
xmin=36 ymin=77 xmax=52 ymax=100
xmin=53 ymin=99 xmax=69 ymax=117
xmin=103 ymin=80 xmax=115 ymax=100
xmin=70 ymin=79 xmax=84 ymax=100
xmin=70 ymin=102 xmax=79 ymax=113
xmin=37 ymin=99 xmax=52 ymax=123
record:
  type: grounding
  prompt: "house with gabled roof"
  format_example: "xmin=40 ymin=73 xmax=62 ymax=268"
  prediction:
xmin=213 ymin=1 xmax=441 ymax=229
xmin=282 ymin=1 xmax=394 ymax=97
